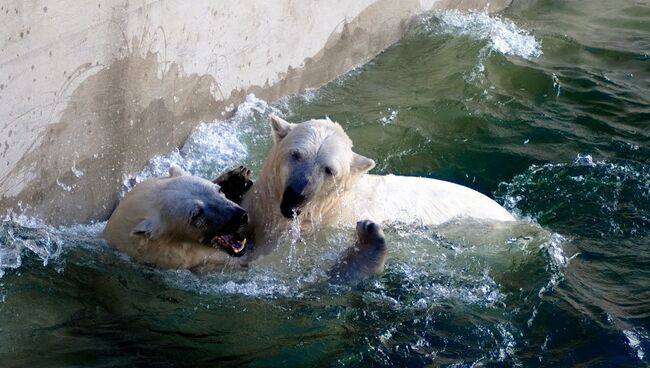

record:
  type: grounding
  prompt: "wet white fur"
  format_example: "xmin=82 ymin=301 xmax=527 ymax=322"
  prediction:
xmin=103 ymin=166 xmax=245 ymax=272
xmin=242 ymin=117 xmax=515 ymax=252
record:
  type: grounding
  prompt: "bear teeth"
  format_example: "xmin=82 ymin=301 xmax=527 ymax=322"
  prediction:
xmin=212 ymin=235 xmax=247 ymax=255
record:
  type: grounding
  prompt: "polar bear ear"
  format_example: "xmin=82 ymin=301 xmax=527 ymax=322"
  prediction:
xmin=270 ymin=115 xmax=294 ymax=142
xmin=351 ymin=153 xmax=376 ymax=174
xmin=169 ymin=164 xmax=189 ymax=177
xmin=132 ymin=217 xmax=161 ymax=239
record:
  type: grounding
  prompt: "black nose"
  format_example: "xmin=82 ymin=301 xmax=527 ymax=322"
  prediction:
xmin=280 ymin=187 xmax=305 ymax=218
xmin=223 ymin=207 xmax=248 ymax=233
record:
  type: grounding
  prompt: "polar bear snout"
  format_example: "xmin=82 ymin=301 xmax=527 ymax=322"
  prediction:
xmin=218 ymin=206 xmax=249 ymax=235
xmin=190 ymin=199 xmax=249 ymax=242
xmin=280 ymin=185 xmax=307 ymax=218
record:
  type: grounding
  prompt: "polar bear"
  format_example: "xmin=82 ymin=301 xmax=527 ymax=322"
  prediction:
xmin=241 ymin=116 xmax=515 ymax=251
xmin=103 ymin=166 xmax=249 ymax=272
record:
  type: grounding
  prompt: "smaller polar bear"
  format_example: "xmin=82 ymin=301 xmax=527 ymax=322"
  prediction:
xmin=103 ymin=166 xmax=249 ymax=272
xmin=241 ymin=116 xmax=515 ymax=250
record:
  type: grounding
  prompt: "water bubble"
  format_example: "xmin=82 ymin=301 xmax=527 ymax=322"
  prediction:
xmin=380 ymin=108 xmax=399 ymax=125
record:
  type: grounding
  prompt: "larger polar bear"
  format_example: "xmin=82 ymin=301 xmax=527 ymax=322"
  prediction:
xmin=241 ymin=116 xmax=515 ymax=250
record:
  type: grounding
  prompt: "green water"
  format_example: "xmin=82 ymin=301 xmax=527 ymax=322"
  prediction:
xmin=1 ymin=0 xmax=649 ymax=366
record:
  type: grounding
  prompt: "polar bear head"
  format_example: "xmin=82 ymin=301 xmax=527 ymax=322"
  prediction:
xmin=132 ymin=166 xmax=249 ymax=254
xmin=267 ymin=116 xmax=375 ymax=219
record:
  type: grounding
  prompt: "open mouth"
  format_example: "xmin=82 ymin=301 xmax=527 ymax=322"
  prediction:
xmin=280 ymin=203 xmax=302 ymax=219
xmin=211 ymin=234 xmax=247 ymax=257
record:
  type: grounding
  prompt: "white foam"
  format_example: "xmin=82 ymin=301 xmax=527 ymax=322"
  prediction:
xmin=0 ymin=213 xmax=65 ymax=279
xmin=0 ymin=240 xmax=21 ymax=279
xmin=380 ymin=108 xmax=399 ymax=125
xmin=497 ymin=323 xmax=518 ymax=363
xmin=121 ymin=94 xmax=279 ymax=195
xmin=574 ymin=153 xmax=596 ymax=167
xmin=624 ymin=328 xmax=647 ymax=361
xmin=163 ymin=269 xmax=297 ymax=298
xmin=431 ymin=10 xmax=542 ymax=59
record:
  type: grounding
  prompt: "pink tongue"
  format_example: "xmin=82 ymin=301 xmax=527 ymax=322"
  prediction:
xmin=231 ymin=239 xmax=246 ymax=253
xmin=211 ymin=235 xmax=246 ymax=256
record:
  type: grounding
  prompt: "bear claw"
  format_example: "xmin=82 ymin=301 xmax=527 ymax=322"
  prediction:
xmin=213 ymin=166 xmax=255 ymax=205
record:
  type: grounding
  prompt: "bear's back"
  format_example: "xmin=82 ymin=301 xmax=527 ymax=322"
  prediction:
xmin=350 ymin=174 xmax=515 ymax=226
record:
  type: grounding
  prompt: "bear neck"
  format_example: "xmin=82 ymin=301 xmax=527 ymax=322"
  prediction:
xmin=241 ymin=145 xmax=289 ymax=248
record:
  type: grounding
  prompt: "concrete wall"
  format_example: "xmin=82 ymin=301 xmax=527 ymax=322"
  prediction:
xmin=0 ymin=0 xmax=510 ymax=225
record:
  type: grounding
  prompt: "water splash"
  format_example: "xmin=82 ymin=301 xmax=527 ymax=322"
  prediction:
xmin=284 ymin=213 xmax=303 ymax=269
xmin=71 ymin=161 xmax=84 ymax=178
xmin=412 ymin=10 xmax=542 ymax=59
xmin=0 ymin=213 xmax=73 ymax=279
xmin=121 ymin=94 xmax=279 ymax=195
xmin=0 ymin=94 xmax=279 ymax=282
xmin=379 ymin=108 xmax=399 ymax=125
xmin=574 ymin=153 xmax=595 ymax=167
xmin=623 ymin=328 xmax=648 ymax=361
xmin=552 ymin=73 xmax=561 ymax=97
xmin=162 ymin=268 xmax=297 ymax=298
xmin=496 ymin=155 xmax=650 ymax=237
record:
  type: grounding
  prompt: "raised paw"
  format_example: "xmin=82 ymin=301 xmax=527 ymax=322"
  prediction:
xmin=328 ymin=220 xmax=387 ymax=285
xmin=213 ymin=166 xmax=254 ymax=204
xmin=356 ymin=219 xmax=384 ymax=245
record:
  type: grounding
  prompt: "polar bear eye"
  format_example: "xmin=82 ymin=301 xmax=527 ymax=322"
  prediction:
xmin=324 ymin=166 xmax=335 ymax=176
xmin=290 ymin=150 xmax=302 ymax=161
